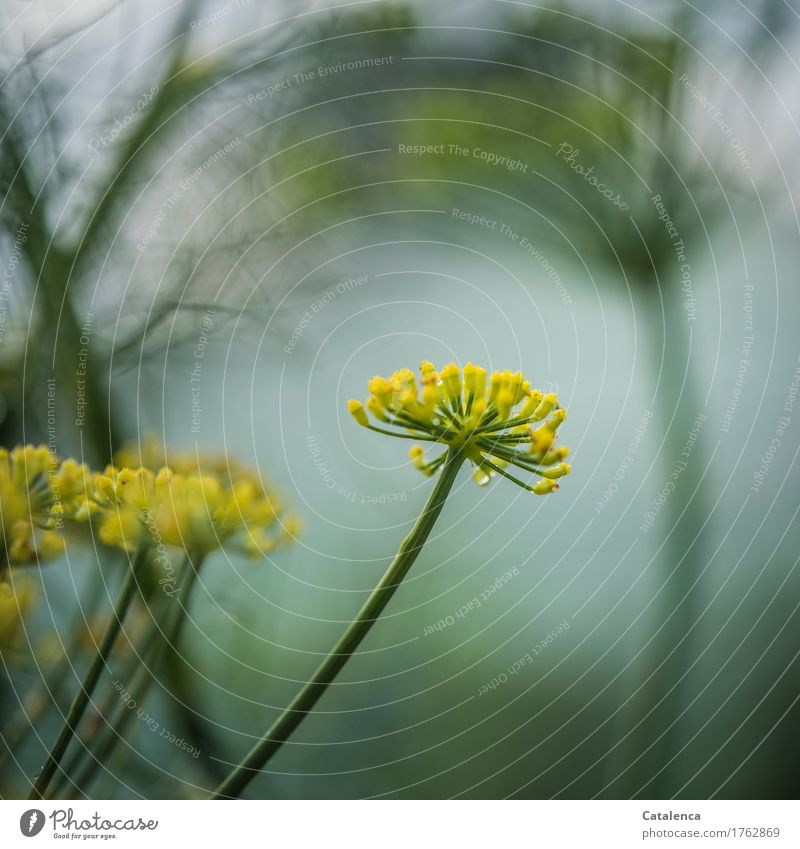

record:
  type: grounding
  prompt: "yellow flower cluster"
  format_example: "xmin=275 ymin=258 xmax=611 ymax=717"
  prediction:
xmin=348 ymin=362 xmax=571 ymax=493
xmin=114 ymin=437 xmax=259 ymax=481
xmin=0 ymin=445 xmax=93 ymax=566
xmin=95 ymin=441 xmax=300 ymax=557
xmin=0 ymin=442 xmax=300 ymax=567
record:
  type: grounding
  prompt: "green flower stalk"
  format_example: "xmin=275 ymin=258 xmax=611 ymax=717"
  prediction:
xmin=212 ymin=361 xmax=571 ymax=799
xmin=28 ymin=544 xmax=150 ymax=800
xmin=64 ymin=552 xmax=206 ymax=797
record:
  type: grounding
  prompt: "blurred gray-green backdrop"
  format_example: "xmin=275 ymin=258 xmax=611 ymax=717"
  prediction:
xmin=1 ymin=0 xmax=798 ymax=800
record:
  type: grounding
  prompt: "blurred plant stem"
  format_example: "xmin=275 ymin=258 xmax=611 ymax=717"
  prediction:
xmin=212 ymin=447 xmax=466 ymax=799
xmin=28 ymin=545 xmax=149 ymax=800
xmin=0 ymin=3 xmax=201 ymax=464
xmin=0 ymin=119 xmax=119 ymax=464
xmin=68 ymin=552 xmax=205 ymax=796
xmin=641 ymin=282 xmax=707 ymax=798
xmin=605 ymin=280 xmax=707 ymax=798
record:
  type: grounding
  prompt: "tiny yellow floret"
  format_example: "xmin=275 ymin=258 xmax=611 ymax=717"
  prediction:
xmin=348 ymin=399 xmax=369 ymax=427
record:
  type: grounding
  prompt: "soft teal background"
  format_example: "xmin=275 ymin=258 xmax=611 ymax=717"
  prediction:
xmin=2 ymin=0 xmax=798 ymax=800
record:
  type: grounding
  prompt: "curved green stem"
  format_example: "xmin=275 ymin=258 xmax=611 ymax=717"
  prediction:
xmin=28 ymin=545 xmax=149 ymax=800
xmin=211 ymin=448 xmax=465 ymax=799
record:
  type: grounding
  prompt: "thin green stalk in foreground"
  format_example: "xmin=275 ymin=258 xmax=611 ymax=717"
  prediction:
xmin=28 ymin=545 xmax=150 ymax=800
xmin=64 ymin=553 xmax=205 ymax=797
xmin=212 ymin=447 xmax=465 ymax=799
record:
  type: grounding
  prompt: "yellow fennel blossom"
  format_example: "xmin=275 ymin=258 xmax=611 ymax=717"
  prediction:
xmin=0 ymin=445 xmax=93 ymax=566
xmin=92 ymin=458 xmax=300 ymax=557
xmin=349 ymin=362 xmax=571 ymax=494
xmin=115 ymin=437 xmax=259 ymax=480
xmin=112 ymin=438 xmax=300 ymax=553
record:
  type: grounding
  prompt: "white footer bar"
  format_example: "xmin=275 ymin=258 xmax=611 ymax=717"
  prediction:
xmin=2 ymin=799 xmax=796 ymax=848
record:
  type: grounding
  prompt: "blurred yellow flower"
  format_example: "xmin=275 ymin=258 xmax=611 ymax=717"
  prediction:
xmin=0 ymin=445 xmax=93 ymax=566
xmin=349 ymin=361 xmax=571 ymax=493
xmin=93 ymin=447 xmax=300 ymax=557
xmin=115 ymin=437 xmax=270 ymax=485
xmin=0 ymin=441 xmax=300 ymax=562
